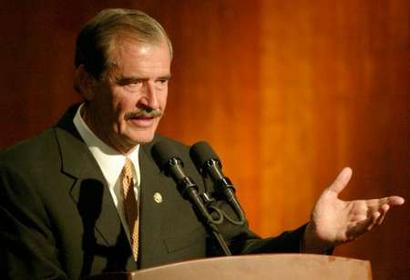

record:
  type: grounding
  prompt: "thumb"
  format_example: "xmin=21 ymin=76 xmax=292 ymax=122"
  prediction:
xmin=328 ymin=167 xmax=353 ymax=195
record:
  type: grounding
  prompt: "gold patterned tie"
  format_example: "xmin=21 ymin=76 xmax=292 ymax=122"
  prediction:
xmin=121 ymin=158 xmax=139 ymax=261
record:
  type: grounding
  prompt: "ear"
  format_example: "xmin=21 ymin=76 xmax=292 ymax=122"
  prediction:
xmin=74 ymin=65 xmax=97 ymax=101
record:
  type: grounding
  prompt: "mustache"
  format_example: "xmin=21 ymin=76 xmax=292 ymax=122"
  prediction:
xmin=125 ymin=107 xmax=163 ymax=119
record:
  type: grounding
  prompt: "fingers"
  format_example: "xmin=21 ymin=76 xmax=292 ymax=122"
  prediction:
xmin=375 ymin=204 xmax=389 ymax=225
xmin=367 ymin=196 xmax=405 ymax=209
xmin=367 ymin=200 xmax=396 ymax=229
xmin=348 ymin=205 xmax=388 ymax=238
xmin=359 ymin=195 xmax=404 ymax=230
xmin=328 ymin=167 xmax=353 ymax=195
xmin=347 ymin=199 xmax=393 ymax=238
xmin=345 ymin=206 xmax=389 ymax=240
xmin=367 ymin=203 xmax=390 ymax=230
xmin=386 ymin=196 xmax=405 ymax=206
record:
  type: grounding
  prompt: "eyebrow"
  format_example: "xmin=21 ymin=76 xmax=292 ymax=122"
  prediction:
xmin=157 ymin=75 xmax=172 ymax=81
xmin=115 ymin=75 xmax=172 ymax=85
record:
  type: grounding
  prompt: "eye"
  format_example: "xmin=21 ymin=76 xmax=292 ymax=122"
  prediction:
xmin=156 ymin=79 xmax=169 ymax=87
xmin=116 ymin=78 xmax=143 ymax=91
xmin=116 ymin=77 xmax=140 ymax=85
xmin=127 ymin=80 xmax=143 ymax=87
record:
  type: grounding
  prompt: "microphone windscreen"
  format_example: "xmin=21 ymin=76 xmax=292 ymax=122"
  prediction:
xmin=152 ymin=141 xmax=181 ymax=169
xmin=190 ymin=141 xmax=220 ymax=169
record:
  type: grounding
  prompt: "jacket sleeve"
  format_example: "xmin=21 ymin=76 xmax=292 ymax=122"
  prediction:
xmin=229 ymin=225 xmax=306 ymax=254
xmin=203 ymin=196 xmax=306 ymax=256
xmin=0 ymin=163 xmax=68 ymax=280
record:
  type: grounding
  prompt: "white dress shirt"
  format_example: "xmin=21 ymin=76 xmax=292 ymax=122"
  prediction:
xmin=73 ymin=103 xmax=140 ymax=242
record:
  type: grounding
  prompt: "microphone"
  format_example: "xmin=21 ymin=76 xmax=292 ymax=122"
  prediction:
xmin=190 ymin=141 xmax=246 ymax=225
xmin=152 ymin=141 xmax=205 ymax=207
xmin=152 ymin=140 xmax=232 ymax=256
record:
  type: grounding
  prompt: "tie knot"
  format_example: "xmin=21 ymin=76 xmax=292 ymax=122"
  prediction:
xmin=122 ymin=158 xmax=134 ymax=185
xmin=123 ymin=158 xmax=133 ymax=174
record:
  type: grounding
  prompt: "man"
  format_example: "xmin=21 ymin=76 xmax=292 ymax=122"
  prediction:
xmin=0 ymin=8 xmax=404 ymax=280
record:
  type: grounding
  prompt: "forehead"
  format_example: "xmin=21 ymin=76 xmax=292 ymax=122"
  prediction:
xmin=107 ymin=38 xmax=171 ymax=77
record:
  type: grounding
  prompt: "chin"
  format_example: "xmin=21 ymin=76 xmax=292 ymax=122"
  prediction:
xmin=129 ymin=133 xmax=155 ymax=144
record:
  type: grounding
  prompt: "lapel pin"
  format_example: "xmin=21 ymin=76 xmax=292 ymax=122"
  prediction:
xmin=153 ymin=192 xmax=163 ymax=204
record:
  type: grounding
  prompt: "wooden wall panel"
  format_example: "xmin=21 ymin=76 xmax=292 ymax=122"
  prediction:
xmin=0 ymin=1 xmax=408 ymax=279
xmin=155 ymin=1 xmax=263 ymax=227
xmin=258 ymin=1 xmax=409 ymax=279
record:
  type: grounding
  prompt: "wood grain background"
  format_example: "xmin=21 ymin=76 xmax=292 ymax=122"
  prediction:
xmin=0 ymin=1 xmax=408 ymax=279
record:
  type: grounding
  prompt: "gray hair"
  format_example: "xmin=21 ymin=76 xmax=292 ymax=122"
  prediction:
xmin=74 ymin=8 xmax=172 ymax=79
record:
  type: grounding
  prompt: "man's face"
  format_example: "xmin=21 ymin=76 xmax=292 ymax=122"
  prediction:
xmin=84 ymin=39 xmax=171 ymax=153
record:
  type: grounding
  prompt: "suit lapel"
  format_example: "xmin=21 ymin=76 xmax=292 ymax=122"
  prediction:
xmin=54 ymin=106 xmax=178 ymax=269
xmin=55 ymin=108 xmax=123 ymax=248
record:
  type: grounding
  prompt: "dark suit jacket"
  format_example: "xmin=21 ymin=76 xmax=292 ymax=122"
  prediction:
xmin=0 ymin=105 xmax=305 ymax=279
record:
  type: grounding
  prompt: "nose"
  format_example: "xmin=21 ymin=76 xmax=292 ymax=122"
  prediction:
xmin=139 ymin=81 xmax=158 ymax=108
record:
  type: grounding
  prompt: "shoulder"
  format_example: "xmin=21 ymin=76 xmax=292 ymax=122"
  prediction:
xmin=0 ymin=128 xmax=60 ymax=180
xmin=0 ymin=128 xmax=59 ymax=169
xmin=1 ymin=104 xmax=82 ymax=171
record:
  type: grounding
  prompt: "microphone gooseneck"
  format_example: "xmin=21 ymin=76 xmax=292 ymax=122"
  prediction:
xmin=152 ymin=141 xmax=232 ymax=256
xmin=190 ymin=141 xmax=246 ymax=226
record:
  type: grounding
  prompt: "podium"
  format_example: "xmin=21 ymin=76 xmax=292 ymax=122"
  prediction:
xmin=88 ymin=254 xmax=372 ymax=280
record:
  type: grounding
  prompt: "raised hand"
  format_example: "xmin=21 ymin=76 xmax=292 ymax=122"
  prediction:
xmin=303 ymin=167 xmax=405 ymax=253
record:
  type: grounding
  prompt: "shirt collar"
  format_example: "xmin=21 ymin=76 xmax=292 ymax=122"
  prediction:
xmin=73 ymin=104 xmax=140 ymax=187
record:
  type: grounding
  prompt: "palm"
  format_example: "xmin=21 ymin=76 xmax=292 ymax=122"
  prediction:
xmin=305 ymin=168 xmax=404 ymax=250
